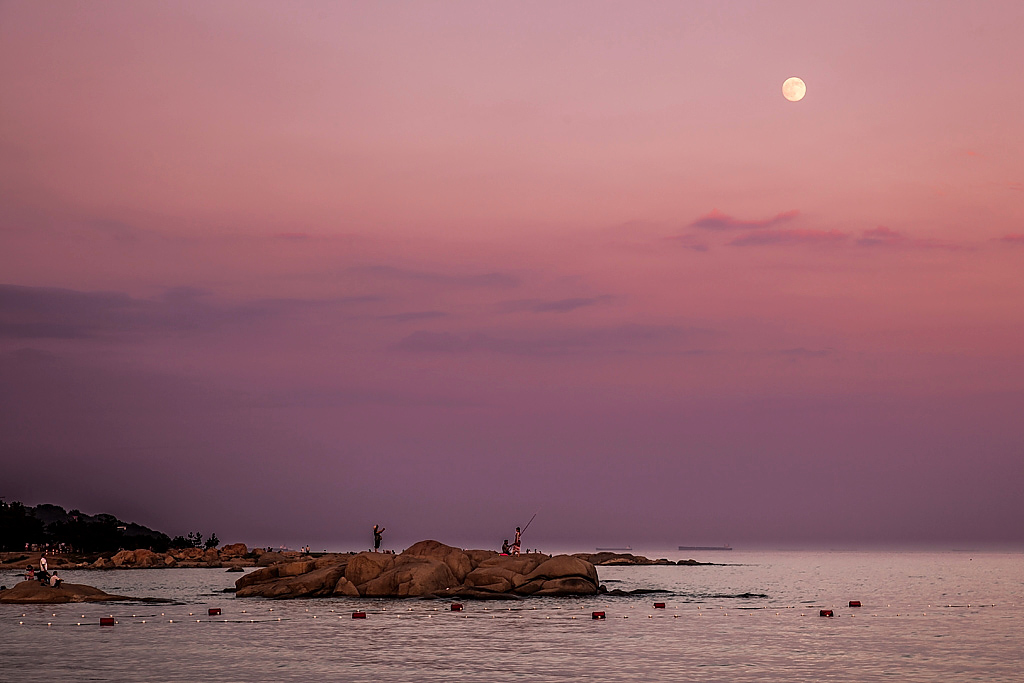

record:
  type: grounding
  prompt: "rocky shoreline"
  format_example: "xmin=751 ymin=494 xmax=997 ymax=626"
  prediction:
xmin=1 ymin=546 xmax=716 ymax=572
xmin=0 ymin=542 xmax=721 ymax=603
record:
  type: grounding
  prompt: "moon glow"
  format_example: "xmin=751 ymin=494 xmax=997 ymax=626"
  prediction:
xmin=782 ymin=77 xmax=806 ymax=102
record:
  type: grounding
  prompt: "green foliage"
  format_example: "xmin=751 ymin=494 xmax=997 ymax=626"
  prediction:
xmin=170 ymin=531 xmax=220 ymax=549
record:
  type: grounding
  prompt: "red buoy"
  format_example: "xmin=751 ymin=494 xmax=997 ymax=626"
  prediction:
xmin=450 ymin=603 xmax=464 ymax=612
xmin=849 ymin=601 xmax=861 ymax=607
xmin=352 ymin=612 xmax=367 ymax=619
xmin=819 ymin=609 xmax=834 ymax=617
xmin=653 ymin=602 xmax=666 ymax=609
xmin=592 ymin=611 xmax=606 ymax=619
xmin=208 ymin=608 xmax=222 ymax=616
xmin=99 ymin=617 xmax=116 ymax=626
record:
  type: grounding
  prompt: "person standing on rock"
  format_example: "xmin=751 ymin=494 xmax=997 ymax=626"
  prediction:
xmin=512 ymin=527 xmax=522 ymax=556
xmin=373 ymin=524 xmax=385 ymax=552
xmin=39 ymin=555 xmax=48 ymax=573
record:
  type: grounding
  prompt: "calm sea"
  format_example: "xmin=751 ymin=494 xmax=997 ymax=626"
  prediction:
xmin=2 ymin=550 xmax=1021 ymax=682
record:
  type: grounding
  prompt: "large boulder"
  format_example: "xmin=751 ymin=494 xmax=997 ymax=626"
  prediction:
xmin=277 ymin=559 xmax=317 ymax=577
xmin=523 ymin=555 xmax=598 ymax=585
xmin=133 ymin=549 xmax=162 ymax=568
xmin=110 ymin=550 xmax=134 ymax=567
xmin=172 ymin=547 xmax=206 ymax=561
xmin=0 ymin=581 xmax=131 ymax=604
xmin=333 ymin=576 xmax=360 ymax=597
xmin=220 ymin=543 xmax=248 ymax=558
xmin=344 ymin=552 xmax=395 ymax=586
xmin=402 ymin=541 xmax=474 ymax=582
xmin=463 ymin=566 xmax=521 ymax=593
xmin=235 ymin=565 xmax=347 ymax=599
xmin=256 ymin=551 xmax=288 ymax=567
xmin=359 ymin=557 xmax=457 ymax=597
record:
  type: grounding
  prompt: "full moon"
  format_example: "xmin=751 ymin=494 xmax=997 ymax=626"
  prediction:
xmin=782 ymin=77 xmax=806 ymax=102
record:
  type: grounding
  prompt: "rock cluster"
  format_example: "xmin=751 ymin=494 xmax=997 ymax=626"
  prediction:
xmin=235 ymin=540 xmax=601 ymax=599
xmin=89 ymin=544 xmax=265 ymax=569
xmin=0 ymin=580 xmax=130 ymax=604
xmin=572 ymin=552 xmax=715 ymax=566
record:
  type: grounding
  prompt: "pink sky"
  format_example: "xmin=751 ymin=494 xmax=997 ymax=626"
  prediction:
xmin=2 ymin=1 xmax=1022 ymax=549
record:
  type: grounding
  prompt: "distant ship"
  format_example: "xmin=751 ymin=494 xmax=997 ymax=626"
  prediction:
xmin=595 ymin=546 xmax=632 ymax=551
xmin=678 ymin=544 xmax=733 ymax=551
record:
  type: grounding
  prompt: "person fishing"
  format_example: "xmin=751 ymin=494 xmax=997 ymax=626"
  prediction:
xmin=511 ymin=511 xmax=539 ymax=557
xmin=373 ymin=524 xmax=385 ymax=552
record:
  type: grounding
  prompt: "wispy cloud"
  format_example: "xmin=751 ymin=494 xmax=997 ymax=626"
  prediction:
xmin=857 ymin=226 xmax=966 ymax=251
xmin=497 ymin=296 xmax=612 ymax=314
xmin=378 ymin=311 xmax=448 ymax=322
xmin=668 ymin=235 xmax=710 ymax=252
xmin=690 ymin=209 xmax=799 ymax=231
xmin=273 ymin=232 xmax=313 ymax=241
xmin=352 ymin=265 xmax=520 ymax=289
xmin=395 ymin=324 xmax=702 ymax=356
xmin=999 ymin=234 xmax=1024 ymax=244
xmin=0 ymin=284 xmax=377 ymax=341
xmin=728 ymin=229 xmax=847 ymax=247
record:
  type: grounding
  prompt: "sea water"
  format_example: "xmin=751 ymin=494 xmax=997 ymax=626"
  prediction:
xmin=2 ymin=550 xmax=1021 ymax=682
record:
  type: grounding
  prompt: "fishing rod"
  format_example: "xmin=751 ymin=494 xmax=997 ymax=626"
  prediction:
xmin=521 ymin=510 xmax=539 ymax=534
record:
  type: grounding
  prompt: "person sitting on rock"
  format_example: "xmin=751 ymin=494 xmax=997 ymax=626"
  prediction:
xmin=49 ymin=572 xmax=62 ymax=588
xmin=26 ymin=566 xmax=35 ymax=581
xmin=373 ymin=525 xmax=385 ymax=552
xmin=501 ymin=539 xmax=511 ymax=555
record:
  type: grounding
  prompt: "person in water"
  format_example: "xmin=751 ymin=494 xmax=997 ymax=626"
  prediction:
xmin=512 ymin=527 xmax=522 ymax=556
xmin=373 ymin=524 xmax=385 ymax=552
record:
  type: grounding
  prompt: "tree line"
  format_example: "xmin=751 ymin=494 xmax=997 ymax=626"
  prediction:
xmin=0 ymin=500 xmax=218 ymax=553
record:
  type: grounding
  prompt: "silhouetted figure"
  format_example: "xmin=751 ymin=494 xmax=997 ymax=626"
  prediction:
xmin=501 ymin=540 xmax=511 ymax=555
xmin=512 ymin=527 xmax=521 ymax=556
xmin=373 ymin=525 xmax=385 ymax=552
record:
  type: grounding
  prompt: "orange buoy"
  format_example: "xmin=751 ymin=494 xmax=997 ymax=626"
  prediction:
xmin=352 ymin=611 xmax=367 ymax=619
xmin=450 ymin=603 xmax=464 ymax=612
xmin=653 ymin=602 xmax=666 ymax=609
xmin=209 ymin=608 xmax=222 ymax=616
xmin=100 ymin=617 xmax=116 ymax=626
xmin=849 ymin=601 xmax=861 ymax=607
xmin=592 ymin=611 xmax=606 ymax=619
xmin=819 ymin=609 xmax=834 ymax=617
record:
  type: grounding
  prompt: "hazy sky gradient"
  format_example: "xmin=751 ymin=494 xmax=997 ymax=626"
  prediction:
xmin=2 ymin=1 xmax=1022 ymax=549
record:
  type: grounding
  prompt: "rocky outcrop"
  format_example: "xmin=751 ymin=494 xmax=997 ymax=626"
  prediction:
xmin=0 ymin=580 xmax=131 ymax=604
xmin=572 ymin=552 xmax=715 ymax=566
xmin=235 ymin=541 xmax=601 ymax=599
xmin=79 ymin=544 xmax=270 ymax=569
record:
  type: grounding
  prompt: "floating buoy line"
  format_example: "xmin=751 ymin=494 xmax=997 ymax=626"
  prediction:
xmin=7 ymin=599 xmax=1002 ymax=628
